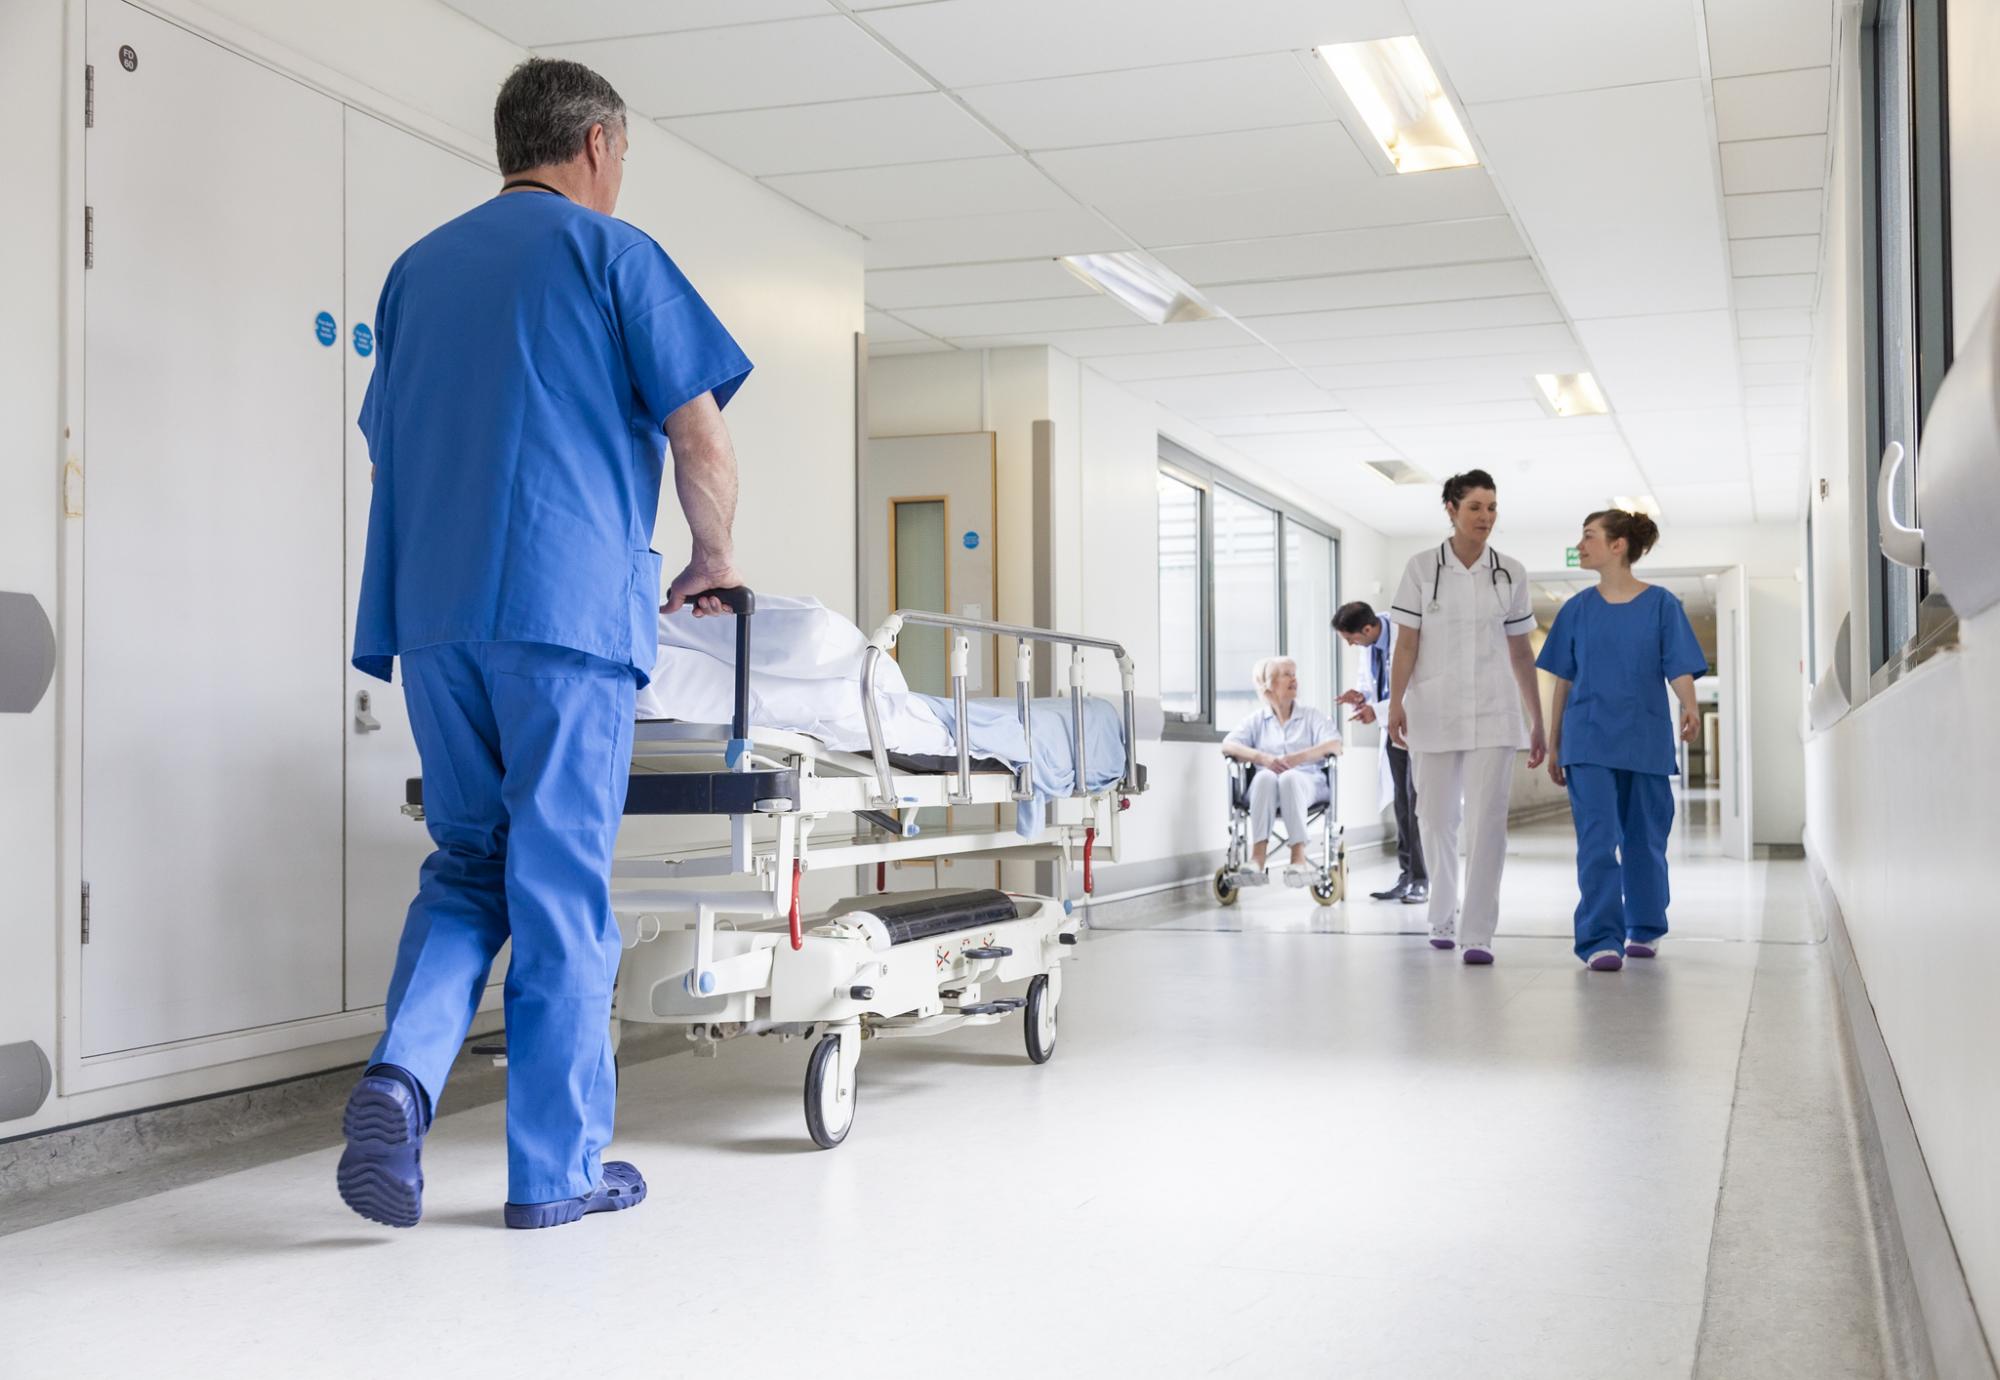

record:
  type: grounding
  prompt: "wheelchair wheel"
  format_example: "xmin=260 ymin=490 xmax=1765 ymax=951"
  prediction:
xmin=1310 ymin=847 xmax=1345 ymax=907
xmin=1212 ymin=866 xmax=1240 ymax=907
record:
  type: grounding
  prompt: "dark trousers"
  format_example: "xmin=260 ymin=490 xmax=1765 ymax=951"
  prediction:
xmin=1386 ymin=743 xmax=1427 ymax=884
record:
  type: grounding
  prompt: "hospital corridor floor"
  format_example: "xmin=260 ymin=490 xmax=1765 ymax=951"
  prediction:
xmin=0 ymin=806 xmax=1895 ymax=1379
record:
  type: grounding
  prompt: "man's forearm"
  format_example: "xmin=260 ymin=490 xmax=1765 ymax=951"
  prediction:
xmin=664 ymin=392 xmax=738 ymax=559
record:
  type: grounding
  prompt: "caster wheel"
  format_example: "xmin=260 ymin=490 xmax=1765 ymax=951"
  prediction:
xmin=1310 ymin=876 xmax=1338 ymax=907
xmin=803 ymin=1033 xmax=856 ymax=1149
xmin=1212 ymin=867 xmax=1240 ymax=907
xmin=1024 ymin=973 xmax=1057 ymax=1064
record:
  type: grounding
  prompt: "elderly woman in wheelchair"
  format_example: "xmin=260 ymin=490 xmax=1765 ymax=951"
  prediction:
xmin=1218 ymin=656 xmax=1345 ymax=901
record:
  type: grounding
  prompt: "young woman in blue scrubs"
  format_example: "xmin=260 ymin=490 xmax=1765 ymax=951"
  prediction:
xmin=1536 ymin=511 xmax=1707 ymax=971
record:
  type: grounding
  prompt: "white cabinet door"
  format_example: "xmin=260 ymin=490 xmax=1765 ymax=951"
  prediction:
xmin=340 ymin=110 xmax=493 ymax=1008
xmin=82 ymin=1 xmax=346 ymax=1054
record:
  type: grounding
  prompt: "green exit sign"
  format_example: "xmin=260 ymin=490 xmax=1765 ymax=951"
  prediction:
xmin=1565 ymin=546 xmax=1581 ymax=567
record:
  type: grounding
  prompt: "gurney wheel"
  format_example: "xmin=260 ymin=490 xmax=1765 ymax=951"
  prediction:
xmin=1212 ymin=867 xmax=1240 ymax=907
xmin=1023 ymin=974 xmax=1057 ymax=1064
xmin=804 ymin=1033 xmax=856 ymax=1149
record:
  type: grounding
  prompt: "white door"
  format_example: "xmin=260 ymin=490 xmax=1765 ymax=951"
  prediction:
xmin=1715 ymin=566 xmax=1754 ymax=859
xmin=861 ymin=434 xmax=999 ymax=890
xmin=82 ymin=1 xmax=346 ymax=1053
xmin=341 ymin=110 xmax=492 ymax=1008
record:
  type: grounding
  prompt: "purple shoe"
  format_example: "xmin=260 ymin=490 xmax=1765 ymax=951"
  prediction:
xmin=1463 ymin=946 xmax=1494 ymax=965
xmin=1625 ymin=939 xmax=1659 ymax=959
xmin=1429 ymin=937 xmax=1456 ymax=950
xmin=1586 ymin=950 xmax=1624 ymax=972
xmin=504 ymin=1161 xmax=648 ymax=1230
xmin=337 ymin=1071 xmax=427 ymax=1228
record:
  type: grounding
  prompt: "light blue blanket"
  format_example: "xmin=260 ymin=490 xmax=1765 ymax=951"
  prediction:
xmin=913 ymin=695 xmax=1129 ymax=836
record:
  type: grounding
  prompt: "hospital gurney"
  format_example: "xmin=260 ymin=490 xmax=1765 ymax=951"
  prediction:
xmin=402 ymin=588 xmax=1146 ymax=1147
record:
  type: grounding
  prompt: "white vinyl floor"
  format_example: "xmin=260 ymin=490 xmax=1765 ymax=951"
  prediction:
xmin=0 ymin=796 xmax=1888 ymax=1379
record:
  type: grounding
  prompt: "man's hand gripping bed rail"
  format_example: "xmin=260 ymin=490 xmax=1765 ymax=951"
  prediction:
xmin=858 ymin=611 xmax=1140 ymax=812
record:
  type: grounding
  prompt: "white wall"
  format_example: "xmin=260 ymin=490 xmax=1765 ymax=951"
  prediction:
xmin=1805 ymin=0 xmax=2000 ymax=1337
xmin=868 ymin=347 xmax=1395 ymax=886
xmin=0 ymin=0 xmax=861 ymax=1136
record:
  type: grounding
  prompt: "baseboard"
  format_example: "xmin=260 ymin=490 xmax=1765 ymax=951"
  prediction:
xmin=1806 ymin=845 xmax=1998 ymax=1379
xmin=1079 ymin=823 xmax=1395 ymax=905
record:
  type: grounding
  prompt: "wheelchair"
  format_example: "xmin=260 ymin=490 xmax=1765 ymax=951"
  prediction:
xmin=1212 ymin=756 xmax=1346 ymax=908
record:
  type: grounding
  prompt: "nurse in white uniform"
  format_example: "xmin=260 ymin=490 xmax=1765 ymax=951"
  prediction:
xmin=1221 ymin=657 xmax=1343 ymax=887
xmin=1384 ymin=469 xmax=1546 ymax=963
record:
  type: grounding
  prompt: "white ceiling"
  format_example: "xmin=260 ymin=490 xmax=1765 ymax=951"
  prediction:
xmin=444 ymin=0 xmax=1837 ymax=534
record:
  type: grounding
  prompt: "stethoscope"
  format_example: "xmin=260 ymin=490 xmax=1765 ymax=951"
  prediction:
xmin=1428 ymin=541 xmax=1515 ymax=615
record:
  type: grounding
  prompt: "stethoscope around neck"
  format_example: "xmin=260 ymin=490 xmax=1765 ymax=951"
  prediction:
xmin=1429 ymin=540 xmax=1515 ymax=615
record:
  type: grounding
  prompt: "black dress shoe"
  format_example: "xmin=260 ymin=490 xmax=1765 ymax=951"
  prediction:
xmin=1401 ymin=884 xmax=1430 ymax=905
xmin=1370 ymin=881 xmax=1410 ymax=901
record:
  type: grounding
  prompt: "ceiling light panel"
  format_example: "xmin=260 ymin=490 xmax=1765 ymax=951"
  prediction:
xmin=1316 ymin=36 xmax=1479 ymax=173
xmin=1534 ymin=372 xmax=1610 ymax=417
xmin=1058 ymin=252 xmax=1218 ymax=326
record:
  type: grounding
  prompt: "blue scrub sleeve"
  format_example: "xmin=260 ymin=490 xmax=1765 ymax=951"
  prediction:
xmin=609 ymin=239 xmax=754 ymax=426
xmin=1535 ymin=600 xmax=1579 ymax=680
xmin=357 ymin=274 xmax=394 ymax=455
xmin=1660 ymin=594 xmax=1708 ymax=680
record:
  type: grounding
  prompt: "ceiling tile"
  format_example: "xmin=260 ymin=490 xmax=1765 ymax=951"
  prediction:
xmin=1469 ymin=81 xmax=1730 ymax=317
xmin=862 ymin=206 xmax=1130 ymax=269
xmin=858 ymin=0 xmax=1413 ymax=88
xmin=1035 ymin=124 xmax=1373 ymax=207
xmin=1730 ymin=235 xmax=1820 ymax=275
xmin=868 ymin=338 xmax=957 ymax=356
xmin=660 ymin=93 xmax=1007 ymax=176
xmin=1617 ymin=408 xmax=1749 ymax=484
xmin=1157 ymin=217 xmax=1527 ymax=286
xmin=1719 ymin=134 xmax=1828 ymax=193
xmin=1738 ymin=335 xmax=1813 ymax=362
xmin=1743 ymin=384 xmax=1807 ymax=407
xmin=1085 ymin=346 xmax=1298 ymax=382
xmin=1249 ymin=294 xmax=1566 ymax=344
xmin=1200 ymin=410 xmax=1373 ymax=435
xmin=541 ymin=16 xmax=928 ymax=117
xmin=1227 ymin=432 xmax=1403 ymax=466
xmin=1652 ymin=483 xmax=1757 ymax=523
xmin=864 ymin=308 xmax=931 ymax=343
xmin=1330 ymin=378 xmax=1542 ymax=410
xmin=1291 ymin=323 xmax=1578 ymax=367
xmin=767 ymin=155 xmax=1071 ymax=226
xmin=1737 ymin=307 xmax=1813 ymax=337
xmin=865 ymin=259 xmax=1095 ymax=310
xmin=1732 ymin=273 xmax=1818 ymax=309
xmin=1573 ymin=311 xmax=1741 ymax=410
xmin=953 ymin=318 xmax=1257 ymax=356
xmin=893 ymin=295 xmax=1143 ymax=337
xmin=1348 ymin=399 xmax=1550 ymax=428
xmin=1305 ymin=351 xmax=1589 ymax=388
xmin=1713 ymin=68 xmax=1832 ymax=142
xmin=1741 ymin=360 xmax=1809 ymax=385
xmin=1724 ymin=189 xmax=1823 ymax=238
xmin=1408 ymin=0 xmax=1699 ymax=102
xmin=1107 ymin=167 xmax=1505 ymax=248
xmin=1208 ymin=258 xmax=1544 ymax=317
xmin=1138 ymin=369 xmax=1339 ymax=417
xmin=447 ymin=0 xmax=830 ymax=46
xmin=1705 ymin=0 xmax=1835 ymax=78
xmin=958 ymin=53 xmax=1334 ymax=150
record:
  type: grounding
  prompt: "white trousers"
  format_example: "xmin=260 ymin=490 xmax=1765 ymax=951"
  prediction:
xmin=1411 ymin=746 xmax=1515 ymax=946
xmin=1247 ymin=769 xmax=1328 ymax=852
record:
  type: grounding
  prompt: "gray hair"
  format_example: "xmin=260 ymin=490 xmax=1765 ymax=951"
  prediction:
xmin=494 ymin=58 xmax=627 ymax=175
xmin=1252 ymin=656 xmax=1297 ymax=692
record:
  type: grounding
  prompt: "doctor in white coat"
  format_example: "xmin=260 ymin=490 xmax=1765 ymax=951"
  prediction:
xmin=1384 ymin=469 xmax=1547 ymax=964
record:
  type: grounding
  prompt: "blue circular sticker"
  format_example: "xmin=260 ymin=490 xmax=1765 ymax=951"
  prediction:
xmin=313 ymin=311 xmax=337 ymax=347
xmin=962 ymin=530 xmax=980 ymax=550
xmin=352 ymin=322 xmax=374 ymax=358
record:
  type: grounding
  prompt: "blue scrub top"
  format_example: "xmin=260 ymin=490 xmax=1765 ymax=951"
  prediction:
xmin=1536 ymin=585 xmax=1707 ymax=775
xmin=353 ymin=189 xmax=753 ymax=686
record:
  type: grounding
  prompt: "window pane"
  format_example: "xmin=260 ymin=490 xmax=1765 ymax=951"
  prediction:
xmin=1157 ymin=473 xmax=1204 ymax=720
xmin=892 ymin=499 xmax=947 ymax=695
xmin=1212 ymin=487 xmax=1279 ymax=731
xmin=1285 ymin=524 xmax=1335 ymax=713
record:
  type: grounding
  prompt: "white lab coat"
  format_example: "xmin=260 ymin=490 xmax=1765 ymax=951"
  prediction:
xmin=1354 ymin=619 xmax=1397 ymax=806
xmin=1386 ymin=541 xmax=1537 ymax=946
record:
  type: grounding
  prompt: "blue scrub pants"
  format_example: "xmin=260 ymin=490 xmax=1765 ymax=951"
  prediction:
xmin=1564 ymin=764 xmax=1674 ymax=962
xmin=372 ymin=641 xmax=635 ymax=1205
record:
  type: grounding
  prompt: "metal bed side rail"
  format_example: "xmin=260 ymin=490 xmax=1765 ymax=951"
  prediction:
xmin=859 ymin=610 xmax=1140 ymax=811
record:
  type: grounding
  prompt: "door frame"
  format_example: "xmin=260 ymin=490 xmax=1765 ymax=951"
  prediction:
xmin=52 ymin=0 xmax=503 ymax=1096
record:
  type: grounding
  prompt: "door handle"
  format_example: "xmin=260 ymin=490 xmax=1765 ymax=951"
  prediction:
xmin=354 ymin=689 xmax=382 ymax=734
xmin=1877 ymin=441 xmax=1926 ymax=569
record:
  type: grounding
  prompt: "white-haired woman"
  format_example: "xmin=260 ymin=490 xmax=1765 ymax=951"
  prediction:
xmin=1221 ymin=657 xmax=1343 ymax=886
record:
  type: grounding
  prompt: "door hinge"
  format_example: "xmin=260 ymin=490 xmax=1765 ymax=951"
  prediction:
xmin=84 ymin=206 xmax=94 ymax=270
xmin=81 ymin=881 xmax=91 ymax=945
xmin=85 ymin=64 xmax=95 ymax=127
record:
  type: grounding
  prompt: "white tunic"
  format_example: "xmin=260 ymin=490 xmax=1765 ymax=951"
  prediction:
xmin=1387 ymin=541 xmax=1537 ymax=754
xmin=1223 ymin=702 xmax=1341 ymax=759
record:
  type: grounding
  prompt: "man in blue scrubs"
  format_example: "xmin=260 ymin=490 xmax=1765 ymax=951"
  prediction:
xmin=337 ymin=58 xmax=752 ymax=1230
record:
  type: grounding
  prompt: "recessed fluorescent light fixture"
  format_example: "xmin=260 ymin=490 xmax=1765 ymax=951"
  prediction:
xmin=1535 ymin=372 xmax=1610 ymax=417
xmin=1058 ymin=252 xmax=1217 ymax=325
xmin=1316 ymin=36 xmax=1478 ymax=173
xmin=1365 ymin=459 xmax=1432 ymax=486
